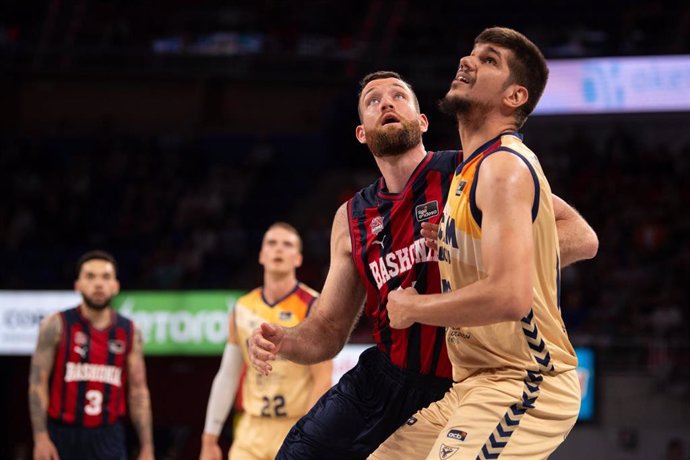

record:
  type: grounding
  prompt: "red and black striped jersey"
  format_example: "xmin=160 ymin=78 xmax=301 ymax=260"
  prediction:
xmin=347 ymin=150 xmax=461 ymax=379
xmin=48 ymin=306 xmax=134 ymax=427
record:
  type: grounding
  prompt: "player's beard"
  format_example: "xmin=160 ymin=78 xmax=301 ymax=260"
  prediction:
xmin=438 ymin=92 xmax=491 ymax=128
xmin=367 ymin=119 xmax=423 ymax=158
xmin=82 ymin=292 xmax=113 ymax=311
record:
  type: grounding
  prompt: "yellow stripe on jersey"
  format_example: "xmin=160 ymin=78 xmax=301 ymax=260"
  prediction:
xmin=234 ymin=283 xmax=318 ymax=418
xmin=437 ymin=133 xmax=578 ymax=383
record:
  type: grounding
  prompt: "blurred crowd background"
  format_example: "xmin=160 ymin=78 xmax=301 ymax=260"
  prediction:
xmin=1 ymin=1 xmax=689 ymax=459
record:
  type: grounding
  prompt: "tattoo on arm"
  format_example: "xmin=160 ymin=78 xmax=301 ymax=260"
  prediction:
xmin=128 ymin=327 xmax=154 ymax=449
xmin=28 ymin=315 xmax=60 ymax=436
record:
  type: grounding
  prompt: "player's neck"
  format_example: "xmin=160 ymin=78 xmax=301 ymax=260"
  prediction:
xmin=458 ymin=115 xmax=517 ymax=161
xmin=262 ymin=272 xmax=298 ymax=304
xmin=375 ymin=144 xmax=428 ymax=194
xmin=79 ymin=304 xmax=113 ymax=329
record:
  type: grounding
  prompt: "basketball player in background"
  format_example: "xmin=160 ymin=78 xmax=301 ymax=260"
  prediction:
xmin=29 ymin=250 xmax=154 ymax=460
xmin=372 ymin=27 xmax=585 ymax=459
xmin=200 ymin=222 xmax=332 ymax=460
xmin=249 ymin=71 xmax=598 ymax=458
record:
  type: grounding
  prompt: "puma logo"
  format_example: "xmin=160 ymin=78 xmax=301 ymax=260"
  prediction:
xmin=372 ymin=235 xmax=386 ymax=247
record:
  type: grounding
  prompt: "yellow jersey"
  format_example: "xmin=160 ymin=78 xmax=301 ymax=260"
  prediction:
xmin=234 ymin=283 xmax=319 ymax=418
xmin=437 ymin=132 xmax=577 ymax=383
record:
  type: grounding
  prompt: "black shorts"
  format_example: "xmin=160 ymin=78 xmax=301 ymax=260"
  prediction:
xmin=276 ymin=346 xmax=453 ymax=460
xmin=47 ymin=419 xmax=126 ymax=460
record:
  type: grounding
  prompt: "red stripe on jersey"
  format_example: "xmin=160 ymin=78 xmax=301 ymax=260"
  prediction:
xmin=294 ymin=285 xmax=317 ymax=305
xmin=83 ymin=324 xmax=107 ymax=427
xmin=348 ymin=151 xmax=459 ymax=379
xmin=111 ymin=326 xmax=129 ymax=423
xmin=63 ymin=321 xmax=84 ymax=423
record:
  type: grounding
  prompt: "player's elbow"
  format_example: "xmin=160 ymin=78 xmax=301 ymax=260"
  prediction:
xmin=499 ymin=286 xmax=533 ymax=322
xmin=582 ymin=231 xmax=599 ymax=260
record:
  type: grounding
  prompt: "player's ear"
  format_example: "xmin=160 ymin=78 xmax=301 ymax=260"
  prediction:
xmin=419 ymin=114 xmax=429 ymax=133
xmin=355 ymin=125 xmax=367 ymax=144
xmin=504 ymin=84 xmax=528 ymax=110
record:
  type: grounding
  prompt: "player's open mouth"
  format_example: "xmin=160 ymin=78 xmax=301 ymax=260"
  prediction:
xmin=381 ymin=114 xmax=400 ymax=125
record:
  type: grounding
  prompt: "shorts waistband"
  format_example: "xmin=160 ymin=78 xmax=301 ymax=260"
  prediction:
xmin=359 ymin=346 xmax=453 ymax=391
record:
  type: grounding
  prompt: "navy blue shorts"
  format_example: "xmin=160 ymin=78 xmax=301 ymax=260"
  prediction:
xmin=47 ymin=419 xmax=126 ymax=460
xmin=276 ymin=346 xmax=452 ymax=460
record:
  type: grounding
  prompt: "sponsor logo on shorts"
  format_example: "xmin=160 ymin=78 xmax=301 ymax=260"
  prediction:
xmin=439 ymin=443 xmax=459 ymax=459
xmin=370 ymin=216 xmax=384 ymax=236
xmin=447 ymin=428 xmax=467 ymax=441
xmin=405 ymin=416 xmax=417 ymax=426
xmin=415 ymin=200 xmax=439 ymax=222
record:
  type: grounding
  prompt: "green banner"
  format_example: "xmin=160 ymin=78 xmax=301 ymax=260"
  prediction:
xmin=112 ymin=291 xmax=244 ymax=355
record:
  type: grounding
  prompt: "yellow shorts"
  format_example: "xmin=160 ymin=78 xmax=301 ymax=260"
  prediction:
xmin=370 ymin=368 xmax=580 ymax=460
xmin=229 ymin=414 xmax=299 ymax=460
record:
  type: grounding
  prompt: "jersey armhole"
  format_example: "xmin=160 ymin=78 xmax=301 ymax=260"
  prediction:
xmin=469 ymin=147 xmax=540 ymax=227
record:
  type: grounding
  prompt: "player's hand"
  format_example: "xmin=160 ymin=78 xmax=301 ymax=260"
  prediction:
xmin=199 ymin=434 xmax=222 ymax=460
xmin=387 ymin=287 xmax=418 ymax=329
xmin=34 ymin=433 xmax=60 ymax=460
xmin=421 ymin=221 xmax=439 ymax=251
xmin=249 ymin=322 xmax=285 ymax=375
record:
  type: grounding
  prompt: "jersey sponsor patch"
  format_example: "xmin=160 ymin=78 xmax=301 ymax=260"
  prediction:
xmin=415 ymin=200 xmax=439 ymax=221
xmin=439 ymin=444 xmax=459 ymax=459
xmin=447 ymin=428 xmax=467 ymax=441
xmin=108 ymin=339 xmax=126 ymax=354
xmin=279 ymin=311 xmax=293 ymax=321
xmin=370 ymin=216 xmax=384 ymax=235
xmin=455 ymin=180 xmax=467 ymax=196
xmin=74 ymin=331 xmax=88 ymax=345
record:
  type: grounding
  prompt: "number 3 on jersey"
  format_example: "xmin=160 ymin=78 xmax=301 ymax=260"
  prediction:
xmin=85 ymin=389 xmax=103 ymax=415
xmin=261 ymin=395 xmax=286 ymax=417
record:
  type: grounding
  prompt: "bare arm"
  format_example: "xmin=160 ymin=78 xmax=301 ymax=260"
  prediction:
xmin=29 ymin=313 xmax=61 ymax=460
xmin=250 ymin=203 xmax=366 ymax=372
xmin=552 ymin=194 xmax=598 ymax=267
xmin=388 ymin=152 xmax=535 ymax=328
xmin=307 ymin=359 xmax=333 ymax=409
xmin=127 ymin=326 xmax=154 ymax=459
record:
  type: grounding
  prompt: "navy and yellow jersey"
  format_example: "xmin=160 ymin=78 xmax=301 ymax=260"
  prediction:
xmin=234 ymin=283 xmax=319 ymax=418
xmin=437 ymin=132 xmax=577 ymax=382
xmin=347 ymin=150 xmax=462 ymax=379
xmin=48 ymin=306 xmax=133 ymax=427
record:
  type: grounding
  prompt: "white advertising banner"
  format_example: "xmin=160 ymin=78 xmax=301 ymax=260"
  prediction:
xmin=0 ymin=291 xmax=81 ymax=355
xmin=536 ymin=55 xmax=690 ymax=114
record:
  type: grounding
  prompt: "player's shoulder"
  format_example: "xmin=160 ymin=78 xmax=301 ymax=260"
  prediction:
xmin=428 ymin=149 xmax=462 ymax=170
xmin=350 ymin=177 xmax=380 ymax=209
xmin=296 ymin=282 xmax=319 ymax=300
xmin=236 ymin=287 xmax=262 ymax=305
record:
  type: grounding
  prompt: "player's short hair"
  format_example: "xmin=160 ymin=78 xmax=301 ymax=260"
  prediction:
xmin=265 ymin=222 xmax=303 ymax=252
xmin=357 ymin=71 xmax=420 ymax=121
xmin=475 ymin=27 xmax=548 ymax=129
xmin=76 ymin=250 xmax=118 ymax=277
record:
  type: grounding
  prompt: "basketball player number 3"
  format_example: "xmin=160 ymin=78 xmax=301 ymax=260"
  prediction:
xmin=85 ymin=389 xmax=104 ymax=415
xmin=261 ymin=395 xmax=287 ymax=417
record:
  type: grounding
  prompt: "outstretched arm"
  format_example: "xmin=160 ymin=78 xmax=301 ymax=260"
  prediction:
xmin=250 ymin=203 xmax=366 ymax=373
xmin=127 ymin=326 xmax=154 ymax=460
xmin=29 ymin=313 xmax=61 ymax=460
xmin=552 ymin=194 xmax=598 ymax=267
